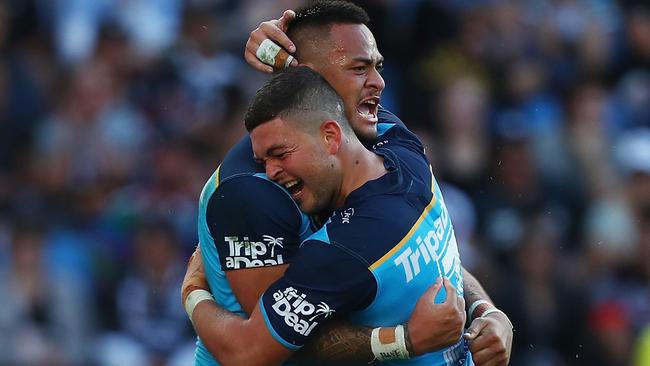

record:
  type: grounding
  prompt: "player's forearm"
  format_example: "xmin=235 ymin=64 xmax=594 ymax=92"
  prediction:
xmin=294 ymin=321 xmax=416 ymax=363
xmin=462 ymin=267 xmax=493 ymax=308
xmin=293 ymin=321 xmax=374 ymax=363
xmin=192 ymin=301 xmax=285 ymax=366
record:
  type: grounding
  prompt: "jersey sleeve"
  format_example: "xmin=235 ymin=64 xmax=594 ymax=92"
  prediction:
xmin=206 ymin=175 xmax=306 ymax=271
xmin=258 ymin=240 xmax=377 ymax=349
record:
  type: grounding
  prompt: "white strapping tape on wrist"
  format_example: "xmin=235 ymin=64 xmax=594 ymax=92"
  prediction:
xmin=468 ymin=299 xmax=492 ymax=318
xmin=481 ymin=308 xmax=514 ymax=329
xmin=184 ymin=289 xmax=215 ymax=321
xmin=370 ymin=324 xmax=410 ymax=361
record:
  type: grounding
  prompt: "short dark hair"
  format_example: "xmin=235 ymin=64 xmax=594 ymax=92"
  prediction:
xmin=290 ymin=0 xmax=369 ymax=30
xmin=244 ymin=66 xmax=348 ymax=132
xmin=287 ymin=1 xmax=370 ymax=60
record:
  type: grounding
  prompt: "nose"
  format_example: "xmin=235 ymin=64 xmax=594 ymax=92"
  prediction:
xmin=366 ymin=67 xmax=385 ymax=92
xmin=265 ymin=160 xmax=283 ymax=181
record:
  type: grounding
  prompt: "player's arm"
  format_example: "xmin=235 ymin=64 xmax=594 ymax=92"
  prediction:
xmin=182 ymin=249 xmax=465 ymax=362
xmin=206 ymin=176 xmax=305 ymax=314
xmin=192 ymin=298 xmax=293 ymax=365
xmin=182 ymin=246 xmax=465 ymax=364
xmin=185 ymin=241 xmax=373 ymax=366
xmin=295 ymin=276 xmax=464 ymax=363
xmin=462 ymin=267 xmax=513 ymax=366
xmin=183 ymin=244 xmax=293 ymax=366
xmin=204 ymin=177 xmax=466 ymax=361
xmin=226 ymin=265 xmax=288 ymax=314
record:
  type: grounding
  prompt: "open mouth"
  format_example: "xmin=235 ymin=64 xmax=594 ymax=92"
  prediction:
xmin=357 ymin=97 xmax=379 ymax=122
xmin=284 ymin=179 xmax=304 ymax=199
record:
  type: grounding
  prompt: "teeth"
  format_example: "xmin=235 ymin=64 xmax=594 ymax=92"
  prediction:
xmin=285 ymin=180 xmax=298 ymax=189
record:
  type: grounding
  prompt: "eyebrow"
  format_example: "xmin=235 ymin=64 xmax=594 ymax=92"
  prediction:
xmin=351 ymin=55 xmax=384 ymax=65
xmin=255 ymin=144 xmax=289 ymax=161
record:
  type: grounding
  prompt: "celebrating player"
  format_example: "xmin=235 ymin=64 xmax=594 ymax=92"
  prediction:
xmin=185 ymin=2 xmax=512 ymax=365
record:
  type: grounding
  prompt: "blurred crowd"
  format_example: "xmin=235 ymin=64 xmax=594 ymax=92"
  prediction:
xmin=0 ymin=0 xmax=648 ymax=365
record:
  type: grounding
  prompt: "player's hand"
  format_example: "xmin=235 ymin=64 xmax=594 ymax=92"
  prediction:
xmin=463 ymin=311 xmax=513 ymax=366
xmin=244 ymin=9 xmax=299 ymax=73
xmin=181 ymin=245 xmax=209 ymax=306
xmin=406 ymin=277 xmax=466 ymax=355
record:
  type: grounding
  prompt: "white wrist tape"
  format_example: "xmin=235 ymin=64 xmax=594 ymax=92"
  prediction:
xmin=370 ymin=324 xmax=410 ymax=361
xmin=184 ymin=289 xmax=215 ymax=321
xmin=481 ymin=308 xmax=514 ymax=329
xmin=468 ymin=299 xmax=492 ymax=319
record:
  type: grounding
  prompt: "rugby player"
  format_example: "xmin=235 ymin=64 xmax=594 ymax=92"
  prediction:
xmin=189 ymin=64 xmax=474 ymax=365
xmin=185 ymin=2 xmax=511 ymax=365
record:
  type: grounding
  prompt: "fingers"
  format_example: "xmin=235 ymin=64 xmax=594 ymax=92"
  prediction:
xmin=182 ymin=245 xmax=209 ymax=303
xmin=470 ymin=344 xmax=508 ymax=366
xmin=243 ymin=9 xmax=298 ymax=73
xmin=442 ymin=277 xmax=458 ymax=303
xmin=187 ymin=244 xmax=199 ymax=263
xmin=463 ymin=317 xmax=489 ymax=341
xmin=421 ymin=277 xmax=443 ymax=301
xmin=277 ymin=10 xmax=296 ymax=32
xmin=258 ymin=21 xmax=295 ymax=53
xmin=244 ymin=39 xmax=274 ymax=73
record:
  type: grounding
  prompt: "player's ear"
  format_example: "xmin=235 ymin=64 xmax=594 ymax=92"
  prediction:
xmin=320 ymin=120 xmax=342 ymax=154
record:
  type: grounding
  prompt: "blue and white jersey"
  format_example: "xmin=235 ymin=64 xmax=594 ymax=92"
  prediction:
xmin=259 ymin=119 xmax=473 ymax=366
xmin=195 ymin=136 xmax=314 ymax=366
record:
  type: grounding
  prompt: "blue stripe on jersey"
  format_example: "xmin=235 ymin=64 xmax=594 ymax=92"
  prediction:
xmin=259 ymin=297 xmax=302 ymax=350
xmin=377 ymin=122 xmax=396 ymax=137
xmin=304 ymin=219 xmax=331 ymax=245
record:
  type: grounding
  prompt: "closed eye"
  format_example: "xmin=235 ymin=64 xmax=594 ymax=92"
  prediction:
xmin=352 ymin=65 xmax=366 ymax=73
xmin=272 ymin=151 xmax=289 ymax=160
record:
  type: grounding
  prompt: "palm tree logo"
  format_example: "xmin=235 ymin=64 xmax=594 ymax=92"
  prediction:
xmin=263 ymin=235 xmax=284 ymax=257
xmin=309 ymin=302 xmax=335 ymax=321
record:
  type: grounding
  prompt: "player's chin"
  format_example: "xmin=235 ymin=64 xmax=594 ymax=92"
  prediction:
xmin=296 ymin=199 xmax=315 ymax=215
xmin=352 ymin=118 xmax=378 ymax=142
xmin=298 ymin=196 xmax=326 ymax=216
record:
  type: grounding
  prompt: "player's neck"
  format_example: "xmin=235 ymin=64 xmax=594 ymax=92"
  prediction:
xmin=335 ymin=145 xmax=387 ymax=207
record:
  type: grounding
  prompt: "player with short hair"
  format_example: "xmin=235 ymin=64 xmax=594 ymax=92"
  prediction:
xmin=192 ymin=64 xmax=470 ymax=365
xmin=187 ymin=1 xmax=512 ymax=365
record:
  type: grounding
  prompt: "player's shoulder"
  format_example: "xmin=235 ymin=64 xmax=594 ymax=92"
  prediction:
xmin=218 ymin=135 xmax=264 ymax=181
xmin=306 ymin=198 xmax=416 ymax=264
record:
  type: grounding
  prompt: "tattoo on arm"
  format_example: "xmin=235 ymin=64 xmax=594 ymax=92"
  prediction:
xmin=292 ymin=321 xmax=374 ymax=364
xmin=462 ymin=267 xmax=493 ymax=310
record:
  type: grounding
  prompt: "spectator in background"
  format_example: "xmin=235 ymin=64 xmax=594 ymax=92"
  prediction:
xmin=0 ymin=221 xmax=95 ymax=365
xmin=0 ymin=0 xmax=647 ymax=365
xmin=500 ymin=213 xmax=587 ymax=365
xmin=96 ymin=219 xmax=193 ymax=366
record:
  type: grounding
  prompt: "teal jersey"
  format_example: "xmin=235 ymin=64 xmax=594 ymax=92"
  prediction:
xmin=195 ymin=137 xmax=313 ymax=365
xmin=194 ymin=107 xmax=472 ymax=365
xmin=258 ymin=122 xmax=473 ymax=366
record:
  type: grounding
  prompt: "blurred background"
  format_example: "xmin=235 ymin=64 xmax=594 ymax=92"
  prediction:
xmin=0 ymin=0 xmax=648 ymax=365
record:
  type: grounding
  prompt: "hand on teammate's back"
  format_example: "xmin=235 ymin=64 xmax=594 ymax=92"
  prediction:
xmin=245 ymin=9 xmax=299 ymax=73
xmin=181 ymin=246 xmax=209 ymax=306
xmin=406 ymin=277 xmax=466 ymax=355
